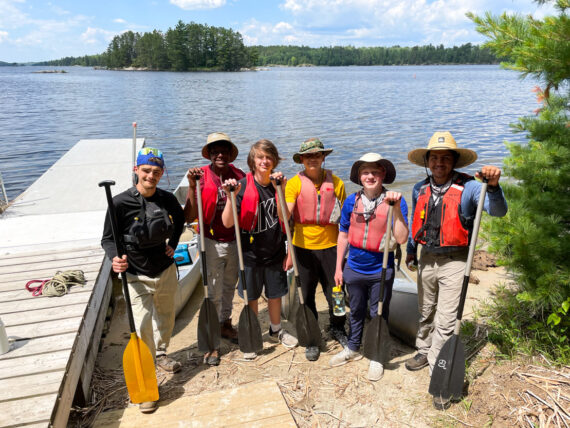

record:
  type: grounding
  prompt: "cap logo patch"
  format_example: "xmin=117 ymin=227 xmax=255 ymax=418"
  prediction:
xmin=438 ymin=137 xmax=445 ymax=143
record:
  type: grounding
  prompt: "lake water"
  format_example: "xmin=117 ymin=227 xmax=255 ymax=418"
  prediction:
xmin=0 ymin=65 xmax=537 ymax=200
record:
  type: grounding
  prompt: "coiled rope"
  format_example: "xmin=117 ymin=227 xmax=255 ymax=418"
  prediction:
xmin=25 ymin=270 xmax=86 ymax=297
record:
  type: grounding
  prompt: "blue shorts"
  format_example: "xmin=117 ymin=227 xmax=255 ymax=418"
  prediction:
xmin=238 ymin=263 xmax=288 ymax=301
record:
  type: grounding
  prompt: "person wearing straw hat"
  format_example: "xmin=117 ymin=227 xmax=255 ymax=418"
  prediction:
xmin=221 ymin=139 xmax=298 ymax=360
xmin=404 ymin=131 xmax=507 ymax=408
xmin=184 ymin=132 xmax=245 ymax=366
xmin=330 ymin=153 xmax=409 ymax=381
xmin=101 ymin=147 xmax=185 ymax=414
xmin=280 ymin=137 xmax=347 ymax=361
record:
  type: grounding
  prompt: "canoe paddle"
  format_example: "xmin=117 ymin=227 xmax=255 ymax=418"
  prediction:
xmin=195 ymin=176 xmax=222 ymax=354
xmin=99 ymin=180 xmax=159 ymax=404
xmin=229 ymin=186 xmax=263 ymax=354
xmin=274 ymin=178 xmax=321 ymax=348
xmin=429 ymin=178 xmax=488 ymax=401
xmin=362 ymin=201 xmax=394 ymax=364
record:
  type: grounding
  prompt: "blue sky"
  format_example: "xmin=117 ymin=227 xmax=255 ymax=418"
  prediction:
xmin=0 ymin=0 xmax=555 ymax=63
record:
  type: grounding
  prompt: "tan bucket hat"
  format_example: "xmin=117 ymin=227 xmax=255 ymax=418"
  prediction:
xmin=408 ymin=131 xmax=477 ymax=168
xmin=293 ymin=138 xmax=333 ymax=164
xmin=201 ymin=132 xmax=239 ymax=162
xmin=350 ymin=153 xmax=396 ymax=185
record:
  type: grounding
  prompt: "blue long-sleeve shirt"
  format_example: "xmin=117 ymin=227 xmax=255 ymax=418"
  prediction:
xmin=406 ymin=174 xmax=508 ymax=256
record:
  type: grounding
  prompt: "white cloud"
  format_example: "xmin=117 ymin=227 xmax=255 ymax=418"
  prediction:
xmin=113 ymin=18 xmax=127 ymax=24
xmin=81 ymin=27 xmax=116 ymax=45
xmin=0 ymin=30 xmax=8 ymax=42
xmin=169 ymin=0 xmax=226 ymax=10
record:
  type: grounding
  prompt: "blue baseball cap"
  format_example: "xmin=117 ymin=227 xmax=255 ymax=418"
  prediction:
xmin=136 ymin=147 xmax=165 ymax=168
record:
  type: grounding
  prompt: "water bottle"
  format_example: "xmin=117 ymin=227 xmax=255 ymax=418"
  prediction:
xmin=332 ymin=286 xmax=346 ymax=317
xmin=0 ymin=317 xmax=10 ymax=355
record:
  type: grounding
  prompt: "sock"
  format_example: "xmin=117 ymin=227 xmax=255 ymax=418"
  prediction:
xmin=270 ymin=323 xmax=282 ymax=334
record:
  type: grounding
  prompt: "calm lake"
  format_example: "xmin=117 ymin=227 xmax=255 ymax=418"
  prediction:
xmin=0 ymin=65 xmax=537 ymax=200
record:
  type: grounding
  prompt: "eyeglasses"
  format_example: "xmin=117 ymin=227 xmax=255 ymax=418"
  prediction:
xmin=302 ymin=152 xmax=323 ymax=159
xmin=139 ymin=147 xmax=163 ymax=157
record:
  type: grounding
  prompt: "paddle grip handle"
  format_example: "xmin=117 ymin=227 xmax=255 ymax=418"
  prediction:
xmin=99 ymin=180 xmax=137 ymax=333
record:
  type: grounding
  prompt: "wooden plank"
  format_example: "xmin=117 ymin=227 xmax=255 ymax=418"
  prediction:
xmin=94 ymin=381 xmax=296 ymax=428
xmin=0 ymin=371 xmax=63 ymax=401
xmin=0 ymin=260 xmax=103 ymax=282
xmin=2 ymin=303 xmax=87 ymax=327
xmin=0 ymin=283 xmax=93 ymax=305
xmin=0 ymin=350 xmax=69 ymax=379
xmin=0 ymin=333 xmax=76 ymax=360
xmin=0 ymin=270 xmax=100 ymax=292
xmin=0 ymin=292 xmax=91 ymax=314
xmin=0 ymin=394 xmax=55 ymax=428
xmin=5 ymin=316 xmax=83 ymax=340
xmin=51 ymin=258 xmax=112 ymax=428
xmin=0 ymin=254 xmax=104 ymax=275
xmin=0 ymin=246 xmax=103 ymax=265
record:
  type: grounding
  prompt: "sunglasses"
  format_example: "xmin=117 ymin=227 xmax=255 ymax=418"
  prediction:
xmin=139 ymin=147 xmax=163 ymax=157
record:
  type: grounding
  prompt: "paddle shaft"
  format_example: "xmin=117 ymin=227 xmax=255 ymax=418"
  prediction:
xmin=274 ymin=179 xmax=306 ymax=305
xmin=131 ymin=122 xmax=137 ymax=186
xmin=229 ymin=188 xmax=250 ymax=303
xmin=99 ymin=180 xmax=136 ymax=334
xmin=194 ymin=177 xmax=210 ymax=292
xmin=377 ymin=202 xmax=395 ymax=317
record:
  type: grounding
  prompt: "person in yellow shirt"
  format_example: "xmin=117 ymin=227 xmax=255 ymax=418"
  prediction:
xmin=283 ymin=138 xmax=346 ymax=361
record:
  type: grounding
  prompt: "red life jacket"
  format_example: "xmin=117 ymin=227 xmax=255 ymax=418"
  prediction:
xmin=293 ymin=169 xmax=339 ymax=225
xmin=411 ymin=173 xmax=473 ymax=249
xmin=201 ymin=164 xmax=244 ymax=224
xmin=348 ymin=192 xmax=390 ymax=252
xmin=239 ymin=173 xmax=284 ymax=233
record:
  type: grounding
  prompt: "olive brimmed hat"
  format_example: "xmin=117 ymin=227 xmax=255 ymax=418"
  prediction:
xmin=350 ymin=153 xmax=396 ymax=185
xmin=293 ymin=138 xmax=333 ymax=164
xmin=201 ymin=132 xmax=239 ymax=163
xmin=408 ymin=131 xmax=477 ymax=168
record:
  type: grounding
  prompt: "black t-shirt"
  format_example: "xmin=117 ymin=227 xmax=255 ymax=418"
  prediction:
xmin=235 ymin=177 xmax=286 ymax=267
xmin=101 ymin=187 xmax=185 ymax=277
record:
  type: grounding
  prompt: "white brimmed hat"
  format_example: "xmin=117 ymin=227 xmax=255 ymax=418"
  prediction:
xmin=201 ymin=132 xmax=239 ymax=163
xmin=350 ymin=153 xmax=396 ymax=185
xmin=408 ymin=131 xmax=477 ymax=168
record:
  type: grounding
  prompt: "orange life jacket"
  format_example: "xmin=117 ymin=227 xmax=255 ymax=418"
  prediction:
xmin=201 ymin=164 xmax=244 ymax=224
xmin=411 ymin=173 xmax=473 ymax=249
xmin=347 ymin=192 xmax=390 ymax=252
xmin=293 ymin=170 xmax=339 ymax=225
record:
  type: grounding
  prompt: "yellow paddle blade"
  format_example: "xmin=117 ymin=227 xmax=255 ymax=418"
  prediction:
xmin=123 ymin=333 xmax=159 ymax=404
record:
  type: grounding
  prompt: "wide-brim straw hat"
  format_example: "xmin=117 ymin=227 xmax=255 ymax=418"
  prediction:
xmin=350 ymin=153 xmax=396 ymax=185
xmin=201 ymin=132 xmax=239 ymax=163
xmin=293 ymin=138 xmax=333 ymax=164
xmin=408 ymin=131 xmax=477 ymax=168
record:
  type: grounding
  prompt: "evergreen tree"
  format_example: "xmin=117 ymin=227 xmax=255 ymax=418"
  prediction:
xmin=468 ymin=0 xmax=570 ymax=361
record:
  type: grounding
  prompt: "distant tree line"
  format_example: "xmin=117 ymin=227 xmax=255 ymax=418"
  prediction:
xmin=34 ymin=22 xmax=500 ymax=70
xmin=253 ymin=43 xmax=498 ymax=66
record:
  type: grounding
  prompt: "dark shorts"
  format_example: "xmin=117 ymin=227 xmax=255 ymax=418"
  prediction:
xmin=238 ymin=263 xmax=288 ymax=301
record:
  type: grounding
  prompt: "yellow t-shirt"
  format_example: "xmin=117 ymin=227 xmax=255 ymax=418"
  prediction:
xmin=285 ymin=172 xmax=346 ymax=250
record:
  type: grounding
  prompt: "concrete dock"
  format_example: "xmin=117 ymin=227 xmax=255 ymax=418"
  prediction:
xmin=0 ymin=138 xmax=143 ymax=428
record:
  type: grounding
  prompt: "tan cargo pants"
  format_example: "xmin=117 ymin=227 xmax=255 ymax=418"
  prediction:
xmin=415 ymin=247 xmax=467 ymax=370
xmin=126 ymin=263 xmax=178 ymax=358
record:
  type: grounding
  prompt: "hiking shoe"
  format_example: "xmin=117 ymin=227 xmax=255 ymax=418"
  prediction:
xmin=156 ymin=354 xmax=181 ymax=373
xmin=329 ymin=347 xmax=363 ymax=367
xmin=243 ymin=352 xmax=257 ymax=360
xmin=405 ymin=353 xmax=428 ymax=371
xmin=368 ymin=360 xmax=384 ymax=381
xmin=203 ymin=349 xmax=220 ymax=366
xmin=221 ymin=319 xmax=238 ymax=344
xmin=139 ymin=400 xmax=158 ymax=414
xmin=305 ymin=346 xmax=320 ymax=361
xmin=329 ymin=326 xmax=348 ymax=348
xmin=269 ymin=328 xmax=298 ymax=349
xmin=433 ymin=395 xmax=451 ymax=410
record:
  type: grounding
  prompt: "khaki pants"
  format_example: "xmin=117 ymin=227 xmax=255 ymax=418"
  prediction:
xmin=126 ymin=263 xmax=178 ymax=358
xmin=415 ymin=247 xmax=467 ymax=370
xmin=203 ymin=237 xmax=239 ymax=322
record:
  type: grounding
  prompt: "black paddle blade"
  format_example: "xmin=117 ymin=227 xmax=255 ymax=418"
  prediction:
xmin=295 ymin=305 xmax=321 ymax=347
xmin=429 ymin=335 xmax=466 ymax=400
xmin=362 ymin=316 xmax=391 ymax=363
xmin=238 ymin=305 xmax=263 ymax=353
xmin=197 ymin=298 xmax=221 ymax=353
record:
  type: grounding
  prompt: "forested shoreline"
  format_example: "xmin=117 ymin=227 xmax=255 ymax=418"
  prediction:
xmin=33 ymin=20 xmax=499 ymax=70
